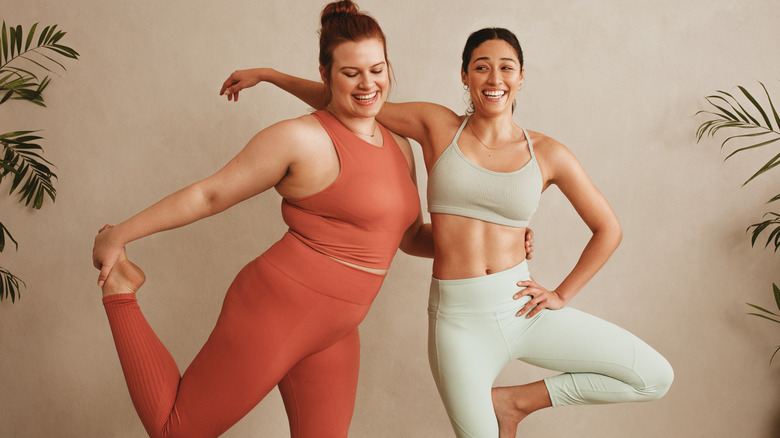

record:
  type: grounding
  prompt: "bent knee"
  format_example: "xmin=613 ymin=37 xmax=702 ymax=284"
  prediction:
xmin=639 ymin=356 xmax=674 ymax=401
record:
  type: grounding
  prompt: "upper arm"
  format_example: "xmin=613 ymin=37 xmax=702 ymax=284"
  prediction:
xmin=195 ymin=118 xmax=309 ymax=213
xmin=539 ymin=138 xmax=620 ymax=234
xmin=378 ymin=101 xmax=460 ymax=146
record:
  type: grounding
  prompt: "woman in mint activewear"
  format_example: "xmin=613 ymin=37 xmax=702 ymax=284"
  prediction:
xmin=221 ymin=26 xmax=673 ymax=438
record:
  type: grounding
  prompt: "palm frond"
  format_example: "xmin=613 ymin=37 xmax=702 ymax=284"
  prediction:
xmin=0 ymin=22 xmax=79 ymax=106
xmin=696 ymin=81 xmax=780 ymax=186
xmin=0 ymin=266 xmax=25 ymax=303
xmin=747 ymin=212 xmax=780 ymax=251
xmin=746 ymin=285 xmax=780 ymax=363
xmin=0 ymin=130 xmax=57 ymax=209
xmin=0 ymin=220 xmax=18 ymax=252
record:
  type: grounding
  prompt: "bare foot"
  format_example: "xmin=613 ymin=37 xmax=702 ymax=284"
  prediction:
xmin=492 ymin=382 xmax=552 ymax=438
xmin=101 ymin=250 xmax=146 ymax=298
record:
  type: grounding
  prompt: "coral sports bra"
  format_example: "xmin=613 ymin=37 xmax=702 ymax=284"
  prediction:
xmin=427 ymin=116 xmax=542 ymax=228
xmin=282 ymin=110 xmax=420 ymax=270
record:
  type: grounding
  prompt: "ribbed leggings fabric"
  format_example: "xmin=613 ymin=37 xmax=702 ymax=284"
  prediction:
xmin=428 ymin=261 xmax=674 ymax=438
xmin=103 ymin=233 xmax=384 ymax=438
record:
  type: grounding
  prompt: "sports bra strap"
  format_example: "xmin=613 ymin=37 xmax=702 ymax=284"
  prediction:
xmin=452 ymin=116 xmax=471 ymax=143
xmin=522 ymin=128 xmax=535 ymax=160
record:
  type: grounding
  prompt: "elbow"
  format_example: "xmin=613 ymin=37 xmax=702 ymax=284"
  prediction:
xmin=592 ymin=218 xmax=622 ymax=250
xmin=190 ymin=182 xmax=224 ymax=217
xmin=399 ymin=235 xmax=418 ymax=256
xmin=614 ymin=222 xmax=623 ymax=248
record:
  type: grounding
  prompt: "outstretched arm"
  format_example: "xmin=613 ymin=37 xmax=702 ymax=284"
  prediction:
xmin=219 ymin=68 xmax=459 ymax=152
xmin=221 ymin=68 xmax=328 ymax=109
xmin=515 ymin=138 xmax=621 ymax=317
xmin=92 ymin=119 xmax=306 ymax=286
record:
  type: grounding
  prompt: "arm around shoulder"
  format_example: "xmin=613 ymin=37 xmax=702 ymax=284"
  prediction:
xmin=221 ymin=68 xmax=328 ymax=109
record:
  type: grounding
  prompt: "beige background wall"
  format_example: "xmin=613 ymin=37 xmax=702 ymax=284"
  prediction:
xmin=2 ymin=0 xmax=780 ymax=436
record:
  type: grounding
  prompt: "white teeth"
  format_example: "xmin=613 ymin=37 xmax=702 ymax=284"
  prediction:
xmin=354 ymin=92 xmax=378 ymax=101
xmin=484 ymin=90 xmax=505 ymax=97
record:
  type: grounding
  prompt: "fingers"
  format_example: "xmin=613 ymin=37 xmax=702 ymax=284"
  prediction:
xmin=220 ymin=72 xmax=239 ymax=96
xmin=513 ymin=277 xmax=548 ymax=318
xmin=98 ymin=265 xmax=111 ymax=287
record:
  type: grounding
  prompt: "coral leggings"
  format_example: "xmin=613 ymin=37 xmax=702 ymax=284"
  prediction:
xmin=103 ymin=233 xmax=384 ymax=438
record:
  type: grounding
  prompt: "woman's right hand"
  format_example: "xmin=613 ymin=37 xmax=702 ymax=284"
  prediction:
xmin=93 ymin=224 xmax=125 ymax=287
xmin=220 ymin=68 xmax=267 ymax=102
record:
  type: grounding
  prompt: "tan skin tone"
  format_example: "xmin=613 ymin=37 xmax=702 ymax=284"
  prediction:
xmin=221 ymin=40 xmax=623 ymax=437
xmin=93 ymin=39 xmax=433 ymax=296
xmin=379 ymin=40 xmax=622 ymax=436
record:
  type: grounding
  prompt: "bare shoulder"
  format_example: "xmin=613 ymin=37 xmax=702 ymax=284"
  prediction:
xmin=526 ymin=130 xmax=585 ymax=185
xmin=255 ymin=114 xmax=327 ymax=144
xmin=526 ymin=130 xmax=572 ymax=160
xmin=245 ymin=114 xmax=331 ymax=158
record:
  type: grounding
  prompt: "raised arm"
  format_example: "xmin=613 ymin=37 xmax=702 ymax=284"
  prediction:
xmin=221 ymin=68 xmax=328 ymax=109
xmin=515 ymin=136 xmax=622 ymax=317
xmin=219 ymin=69 xmax=460 ymax=158
xmin=92 ymin=118 xmax=310 ymax=286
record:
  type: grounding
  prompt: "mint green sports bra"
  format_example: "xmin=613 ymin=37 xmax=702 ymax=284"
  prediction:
xmin=426 ymin=116 xmax=542 ymax=228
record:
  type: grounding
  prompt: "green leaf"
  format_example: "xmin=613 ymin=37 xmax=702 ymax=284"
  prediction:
xmin=24 ymin=23 xmax=37 ymax=52
xmin=747 ymin=312 xmax=780 ymax=324
xmin=743 ymin=150 xmax=780 ymax=186
xmin=768 ymin=194 xmax=780 ymax=204
xmin=0 ymin=266 xmax=25 ymax=302
xmin=724 ymin=136 xmax=780 ymax=161
xmin=771 ymin=345 xmax=780 ymax=364
xmin=719 ymin=130 xmax=776 ymax=154
xmin=713 ymin=91 xmax=752 ymax=124
xmin=705 ymin=96 xmax=742 ymax=123
xmin=36 ymin=25 xmax=50 ymax=47
xmin=8 ymin=24 xmax=16 ymax=59
xmin=759 ymin=81 xmax=780 ymax=130
xmin=0 ymin=130 xmax=57 ymax=208
xmin=740 ymin=85 xmax=772 ymax=129
xmin=747 ymin=302 xmax=780 ymax=317
xmin=1 ymin=22 xmax=8 ymax=66
xmin=774 ymin=283 xmax=780 ymax=311
xmin=14 ymin=25 xmax=22 ymax=58
xmin=0 ymin=220 xmax=18 ymax=252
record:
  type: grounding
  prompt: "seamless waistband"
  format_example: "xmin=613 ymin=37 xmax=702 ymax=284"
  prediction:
xmin=261 ymin=232 xmax=386 ymax=305
xmin=430 ymin=261 xmax=531 ymax=313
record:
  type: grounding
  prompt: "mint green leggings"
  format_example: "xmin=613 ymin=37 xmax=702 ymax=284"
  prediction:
xmin=428 ymin=261 xmax=673 ymax=438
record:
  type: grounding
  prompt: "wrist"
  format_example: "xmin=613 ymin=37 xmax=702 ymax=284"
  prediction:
xmin=256 ymin=67 xmax=276 ymax=85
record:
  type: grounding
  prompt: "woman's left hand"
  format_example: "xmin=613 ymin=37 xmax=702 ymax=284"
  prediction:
xmin=513 ymin=277 xmax=565 ymax=318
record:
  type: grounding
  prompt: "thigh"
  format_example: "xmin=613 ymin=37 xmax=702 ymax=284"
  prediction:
xmin=170 ymin=257 xmax=367 ymax=436
xmin=510 ymin=306 xmax=661 ymax=387
xmin=279 ymin=328 xmax=361 ymax=438
xmin=429 ymin=310 xmax=508 ymax=438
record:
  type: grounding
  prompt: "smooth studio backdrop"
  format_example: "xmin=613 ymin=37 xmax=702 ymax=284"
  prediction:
xmin=2 ymin=0 xmax=780 ymax=436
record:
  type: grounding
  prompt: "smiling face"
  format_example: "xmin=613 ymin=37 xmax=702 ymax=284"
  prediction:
xmin=462 ymin=39 xmax=524 ymax=117
xmin=321 ymin=38 xmax=389 ymax=119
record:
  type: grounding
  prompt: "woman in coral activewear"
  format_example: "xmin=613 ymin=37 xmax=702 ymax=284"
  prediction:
xmin=91 ymin=2 xmax=435 ymax=437
xmin=222 ymin=27 xmax=674 ymax=438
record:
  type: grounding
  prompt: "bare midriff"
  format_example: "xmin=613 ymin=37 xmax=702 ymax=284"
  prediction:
xmin=326 ymin=255 xmax=389 ymax=276
xmin=431 ymin=213 xmax=527 ymax=280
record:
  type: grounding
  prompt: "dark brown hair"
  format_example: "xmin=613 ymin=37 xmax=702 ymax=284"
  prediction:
xmin=461 ymin=28 xmax=524 ymax=114
xmin=461 ymin=27 xmax=524 ymax=74
xmin=319 ymin=0 xmax=390 ymax=86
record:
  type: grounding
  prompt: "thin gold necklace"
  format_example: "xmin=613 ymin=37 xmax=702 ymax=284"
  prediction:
xmin=349 ymin=122 xmax=378 ymax=137
xmin=469 ymin=122 xmax=512 ymax=150
xmin=326 ymin=107 xmax=378 ymax=137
